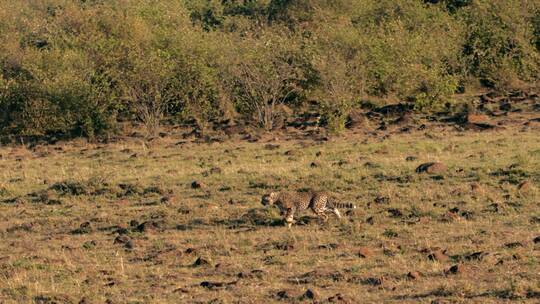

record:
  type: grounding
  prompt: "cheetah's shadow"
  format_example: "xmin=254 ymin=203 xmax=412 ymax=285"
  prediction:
xmin=218 ymin=208 xmax=327 ymax=229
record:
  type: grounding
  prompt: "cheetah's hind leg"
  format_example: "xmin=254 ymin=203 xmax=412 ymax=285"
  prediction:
xmin=323 ymin=207 xmax=341 ymax=219
xmin=316 ymin=211 xmax=329 ymax=222
xmin=331 ymin=207 xmax=342 ymax=219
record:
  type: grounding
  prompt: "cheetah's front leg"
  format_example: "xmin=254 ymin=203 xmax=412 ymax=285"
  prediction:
xmin=284 ymin=208 xmax=296 ymax=228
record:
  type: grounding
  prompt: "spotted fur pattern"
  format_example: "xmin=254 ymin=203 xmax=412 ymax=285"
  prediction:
xmin=261 ymin=191 xmax=356 ymax=228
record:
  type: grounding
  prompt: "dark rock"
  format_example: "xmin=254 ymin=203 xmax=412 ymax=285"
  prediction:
xmin=134 ymin=221 xmax=161 ymax=233
xmin=191 ymin=181 xmax=205 ymax=189
xmin=303 ymin=289 xmax=319 ymax=300
xmin=71 ymin=222 xmax=93 ymax=235
xmin=445 ymin=264 xmax=466 ymax=275
xmin=328 ymin=293 xmax=351 ymax=303
xmin=362 ymin=277 xmax=384 ymax=286
xmin=113 ymin=235 xmax=133 ymax=249
xmin=505 ymin=242 xmax=525 ymax=249
xmin=387 ymin=208 xmax=403 ymax=218
xmin=200 ymin=280 xmax=236 ymax=289
xmin=193 ymin=257 xmax=212 ymax=267
xmin=464 ymin=251 xmax=488 ymax=261
xmin=428 ymin=249 xmax=449 ymax=262
xmin=374 ymin=195 xmax=390 ymax=204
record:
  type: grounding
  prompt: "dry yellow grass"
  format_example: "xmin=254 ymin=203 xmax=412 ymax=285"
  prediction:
xmin=0 ymin=127 xmax=539 ymax=303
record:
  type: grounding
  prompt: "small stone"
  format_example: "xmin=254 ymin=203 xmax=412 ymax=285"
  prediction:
xmin=191 ymin=181 xmax=205 ymax=189
xmin=470 ymin=183 xmax=482 ymax=192
xmin=505 ymin=241 xmax=525 ymax=249
xmin=116 ymin=199 xmax=129 ymax=205
xmin=465 ymin=251 xmax=488 ymax=261
xmin=442 ymin=211 xmax=461 ymax=222
xmin=276 ymin=290 xmax=290 ymax=299
xmin=135 ymin=221 xmax=161 ymax=233
xmin=387 ymin=208 xmax=403 ymax=218
xmin=275 ymin=289 xmax=303 ymax=299
xmin=78 ymin=297 xmax=90 ymax=304
xmin=364 ymin=161 xmax=380 ymax=169
xmin=407 ymin=271 xmax=421 ymax=280
xmin=303 ymin=289 xmax=319 ymax=300
xmin=445 ymin=264 xmax=466 ymax=275
xmin=113 ymin=235 xmax=133 ymax=249
xmin=416 ymin=162 xmax=447 ymax=174
xmin=193 ymin=257 xmax=212 ymax=267
xmin=358 ymin=247 xmax=374 ymax=258
xmin=428 ymin=249 xmax=449 ymax=262
xmin=534 ymin=236 xmax=540 ymax=244
xmin=202 ymin=167 xmax=222 ymax=176
xmin=82 ymin=240 xmax=97 ymax=249
xmin=328 ymin=293 xmax=351 ymax=303
xmin=363 ymin=277 xmax=384 ymax=286
xmin=518 ymin=180 xmax=534 ymax=192
xmin=185 ymin=247 xmax=197 ymax=254
xmin=374 ymin=195 xmax=390 ymax=204
xmin=161 ymin=195 xmax=177 ymax=204
xmin=72 ymin=221 xmax=93 ymax=234
xmin=113 ymin=235 xmax=130 ymax=244
xmin=200 ymin=281 xmax=221 ymax=289
xmin=284 ymin=150 xmax=296 ymax=156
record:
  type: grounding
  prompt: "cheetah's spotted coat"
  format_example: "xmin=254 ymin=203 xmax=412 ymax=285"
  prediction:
xmin=261 ymin=191 xmax=356 ymax=228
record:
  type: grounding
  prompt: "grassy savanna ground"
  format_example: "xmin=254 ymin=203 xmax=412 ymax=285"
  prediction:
xmin=0 ymin=127 xmax=539 ymax=303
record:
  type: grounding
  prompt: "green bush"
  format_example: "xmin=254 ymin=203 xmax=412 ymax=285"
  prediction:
xmin=349 ymin=0 xmax=463 ymax=111
xmin=221 ymin=31 xmax=310 ymax=130
xmin=459 ymin=1 xmax=540 ymax=88
xmin=534 ymin=10 xmax=540 ymax=51
xmin=0 ymin=0 xmax=539 ymax=138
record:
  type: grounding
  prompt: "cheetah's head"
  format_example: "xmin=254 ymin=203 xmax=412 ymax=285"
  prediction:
xmin=261 ymin=192 xmax=278 ymax=206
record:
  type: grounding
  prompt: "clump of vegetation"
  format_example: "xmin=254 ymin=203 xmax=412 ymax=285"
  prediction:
xmin=0 ymin=0 xmax=539 ymax=138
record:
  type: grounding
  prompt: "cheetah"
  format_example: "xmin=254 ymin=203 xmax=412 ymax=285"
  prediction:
xmin=261 ymin=191 xmax=356 ymax=228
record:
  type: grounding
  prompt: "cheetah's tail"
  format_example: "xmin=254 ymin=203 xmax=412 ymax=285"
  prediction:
xmin=327 ymin=198 xmax=357 ymax=209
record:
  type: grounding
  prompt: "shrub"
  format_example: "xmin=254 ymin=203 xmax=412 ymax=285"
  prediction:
xmin=222 ymin=32 xmax=308 ymax=130
xmin=459 ymin=1 xmax=540 ymax=88
xmin=349 ymin=0 xmax=463 ymax=110
xmin=534 ymin=10 xmax=540 ymax=51
xmin=0 ymin=0 xmax=539 ymax=138
xmin=310 ymin=25 xmax=364 ymax=133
